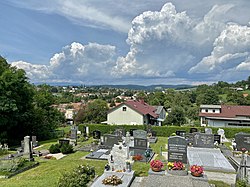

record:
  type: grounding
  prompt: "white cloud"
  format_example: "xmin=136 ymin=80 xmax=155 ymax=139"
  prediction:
xmin=12 ymin=42 xmax=117 ymax=83
xmin=189 ymin=24 xmax=250 ymax=74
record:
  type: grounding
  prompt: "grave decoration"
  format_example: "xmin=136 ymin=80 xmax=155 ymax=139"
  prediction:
xmin=167 ymin=161 xmax=187 ymax=176
xmin=102 ymin=175 xmax=122 ymax=186
xmin=150 ymin=160 xmax=164 ymax=172
xmin=190 ymin=165 xmax=204 ymax=177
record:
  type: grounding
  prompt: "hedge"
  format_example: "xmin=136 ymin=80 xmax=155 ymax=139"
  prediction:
xmin=78 ymin=124 xmax=250 ymax=138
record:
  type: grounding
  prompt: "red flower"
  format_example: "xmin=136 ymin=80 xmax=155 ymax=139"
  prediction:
xmin=190 ymin=165 xmax=204 ymax=174
xmin=150 ymin=160 xmax=164 ymax=169
xmin=172 ymin=161 xmax=185 ymax=170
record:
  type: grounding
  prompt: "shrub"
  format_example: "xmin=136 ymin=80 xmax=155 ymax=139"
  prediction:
xmin=60 ymin=144 xmax=73 ymax=154
xmin=58 ymin=165 xmax=95 ymax=187
xmin=49 ymin=144 xmax=60 ymax=154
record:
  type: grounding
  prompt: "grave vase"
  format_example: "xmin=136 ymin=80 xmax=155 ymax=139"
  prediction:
xmin=151 ymin=167 xmax=162 ymax=172
xmin=191 ymin=172 xmax=202 ymax=177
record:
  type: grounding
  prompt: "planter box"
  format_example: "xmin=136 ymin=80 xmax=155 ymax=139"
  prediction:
xmin=167 ymin=169 xmax=188 ymax=176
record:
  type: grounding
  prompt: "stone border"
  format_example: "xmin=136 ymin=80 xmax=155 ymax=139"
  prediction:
xmin=0 ymin=162 xmax=39 ymax=179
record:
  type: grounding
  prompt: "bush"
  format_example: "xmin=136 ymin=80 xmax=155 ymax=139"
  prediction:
xmin=49 ymin=144 xmax=60 ymax=154
xmin=79 ymin=124 xmax=250 ymax=138
xmin=58 ymin=165 xmax=95 ymax=187
xmin=60 ymin=144 xmax=73 ymax=154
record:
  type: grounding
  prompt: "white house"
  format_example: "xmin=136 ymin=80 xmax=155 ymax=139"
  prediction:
xmin=107 ymin=100 xmax=166 ymax=126
xmin=199 ymin=104 xmax=250 ymax=127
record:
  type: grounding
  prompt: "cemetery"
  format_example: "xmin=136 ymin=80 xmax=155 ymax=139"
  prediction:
xmin=1 ymin=125 xmax=250 ymax=187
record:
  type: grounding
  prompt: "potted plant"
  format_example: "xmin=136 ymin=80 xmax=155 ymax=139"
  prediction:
xmin=190 ymin=165 xmax=204 ymax=177
xmin=150 ymin=160 xmax=164 ymax=172
xmin=167 ymin=161 xmax=187 ymax=176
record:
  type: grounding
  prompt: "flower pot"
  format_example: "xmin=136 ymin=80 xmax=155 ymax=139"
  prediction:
xmin=191 ymin=172 xmax=202 ymax=177
xmin=151 ymin=167 xmax=162 ymax=172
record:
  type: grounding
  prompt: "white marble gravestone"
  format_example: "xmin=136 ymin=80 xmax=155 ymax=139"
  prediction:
xmin=217 ymin=128 xmax=225 ymax=143
xmin=109 ymin=143 xmax=129 ymax=171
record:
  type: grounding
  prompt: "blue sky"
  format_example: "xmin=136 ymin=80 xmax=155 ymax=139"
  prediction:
xmin=1 ymin=0 xmax=250 ymax=85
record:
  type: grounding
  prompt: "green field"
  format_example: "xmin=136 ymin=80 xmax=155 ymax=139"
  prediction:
xmin=0 ymin=136 xmax=168 ymax=187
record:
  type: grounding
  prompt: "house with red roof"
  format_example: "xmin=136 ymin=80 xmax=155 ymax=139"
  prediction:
xmin=107 ymin=100 xmax=166 ymax=125
xmin=199 ymin=105 xmax=250 ymax=127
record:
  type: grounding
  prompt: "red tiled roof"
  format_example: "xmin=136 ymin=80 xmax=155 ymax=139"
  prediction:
xmin=125 ymin=100 xmax=158 ymax=118
xmin=199 ymin=105 xmax=250 ymax=118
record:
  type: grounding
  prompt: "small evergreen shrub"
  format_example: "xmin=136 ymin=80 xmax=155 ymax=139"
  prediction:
xmin=58 ymin=165 xmax=95 ymax=187
xmin=60 ymin=144 xmax=73 ymax=154
xmin=49 ymin=144 xmax=60 ymax=154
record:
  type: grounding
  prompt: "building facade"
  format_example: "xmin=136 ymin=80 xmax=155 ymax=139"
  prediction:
xmin=199 ymin=105 xmax=250 ymax=127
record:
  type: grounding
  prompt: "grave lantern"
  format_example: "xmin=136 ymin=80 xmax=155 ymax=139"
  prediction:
xmin=144 ymin=149 xmax=151 ymax=163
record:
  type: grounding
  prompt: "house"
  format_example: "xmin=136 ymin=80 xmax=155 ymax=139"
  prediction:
xmin=107 ymin=100 xmax=166 ymax=126
xmin=199 ymin=104 xmax=250 ymax=127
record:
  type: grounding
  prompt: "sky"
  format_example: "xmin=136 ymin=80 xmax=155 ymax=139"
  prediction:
xmin=1 ymin=0 xmax=250 ymax=85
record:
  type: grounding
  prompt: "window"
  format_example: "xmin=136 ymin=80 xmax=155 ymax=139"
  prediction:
xmin=205 ymin=109 xmax=208 ymax=112
xmin=213 ymin=109 xmax=215 ymax=113
xmin=122 ymin=107 xmax=127 ymax=111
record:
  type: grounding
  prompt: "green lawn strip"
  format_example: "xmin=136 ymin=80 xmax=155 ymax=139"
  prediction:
xmin=0 ymin=151 xmax=106 ymax=187
xmin=208 ymin=180 xmax=230 ymax=187
xmin=150 ymin=137 xmax=168 ymax=153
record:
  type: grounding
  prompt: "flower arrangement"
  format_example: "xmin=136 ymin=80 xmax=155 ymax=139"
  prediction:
xmin=150 ymin=160 xmax=164 ymax=171
xmin=167 ymin=161 xmax=185 ymax=170
xmin=190 ymin=165 xmax=204 ymax=177
xmin=241 ymin=148 xmax=247 ymax=153
xmin=132 ymin=154 xmax=143 ymax=161
xmin=102 ymin=175 xmax=122 ymax=186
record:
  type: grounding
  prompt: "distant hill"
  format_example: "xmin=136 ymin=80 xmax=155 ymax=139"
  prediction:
xmin=92 ymin=84 xmax=196 ymax=91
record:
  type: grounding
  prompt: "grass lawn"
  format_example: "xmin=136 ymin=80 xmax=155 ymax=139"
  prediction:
xmin=0 ymin=136 xmax=168 ymax=186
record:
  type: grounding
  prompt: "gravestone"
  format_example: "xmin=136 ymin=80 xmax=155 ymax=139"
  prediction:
xmin=70 ymin=129 xmax=77 ymax=139
xmin=102 ymin=134 xmax=119 ymax=149
xmin=23 ymin=136 xmax=34 ymax=161
xmin=86 ymin=126 xmax=89 ymax=136
xmin=168 ymin=136 xmax=187 ymax=163
xmin=235 ymin=132 xmax=250 ymax=151
xmin=125 ymin=131 xmax=131 ymax=146
xmin=129 ymin=129 xmax=137 ymax=136
xmin=134 ymin=138 xmax=148 ymax=149
xmin=214 ymin=134 xmax=221 ymax=144
xmin=133 ymin=130 xmax=147 ymax=139
xmin=109 ymin=143 xmax=129 ymax=171
xmin=205 ymin=128 xmax=213 ymax=134
xmin=151 ymin=131 xmax=157 ymax=137
xmin=185 ymin=133 xmax=194 ymax=145
xmin=217 ymin=128 xmax=225 ymax=143
xmin=93 ymin=130 xmax=101 ymax=139
xmin=59 ymin=139 xmax=70 ymax=146
xmin=176 ymin=130 xmax=186 ymax=137
xmin=190 ymin=128 xmax=198 ymax=133
xmin=193 ymin=133 xmax=214 ymax=148
xmin=114 ymin=129 xmax=126 ymax=137
xmin=32 ymin=136 xmax=38 ymax=147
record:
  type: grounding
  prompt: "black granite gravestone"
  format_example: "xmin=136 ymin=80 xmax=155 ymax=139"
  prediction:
xmin=189 ymin=128 xmax=198 ymax=133
xmin=235 ymin=132 xmax=250 ymax=151
xmin=129 ymin=129 xmax=137 ymax=136
xmin=193 ymin=133 xmax=214 ymax=148
xmin=176 ymin=130 xmax=186 ymax=137
xmin=214 ymin=134 xmax=221 ymax=144
xmin=168 ymin=136 xmax=187 ymax=163
xmin=133 ymin=130 xmax=147 ymax=139
xmin=102 ymin=134 xmax=119 ymax=149
xmin=93 ymin=130 xmax=101 ymax=139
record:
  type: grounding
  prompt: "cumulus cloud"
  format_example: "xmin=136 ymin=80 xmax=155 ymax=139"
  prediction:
xmin=12 ymin=42 xmax=117 ymax=83
xmin=189 ymin=24 xmax=250 ymax=74
xmin=112 ymin=3 xmax=236 ymax=81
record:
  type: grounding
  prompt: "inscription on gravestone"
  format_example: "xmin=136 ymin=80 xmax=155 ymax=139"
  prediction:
xmin=134 ymin=138 xmax=148 ymax=149
xmin=235 ymin=132 xmax=250 ymax=151
xmin=214 ymin=134 xmax=221 ymax=144
xmin=193 ymin=133 xmax=214 ymax=148
xmin=168 ymin=136 xmax=187 ymax=163
xmin=133 ymin=130 xmax=147 ymax=139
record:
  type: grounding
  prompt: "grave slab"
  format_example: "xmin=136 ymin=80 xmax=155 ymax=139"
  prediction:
xmin=187 ymin=147 xmax=235 ymax=172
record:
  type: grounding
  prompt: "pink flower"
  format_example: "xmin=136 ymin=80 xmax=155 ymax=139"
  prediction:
xmin=150 ymin=160 xmax=164 ymax=169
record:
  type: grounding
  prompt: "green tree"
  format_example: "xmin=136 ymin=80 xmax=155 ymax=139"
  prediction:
xmin=166 ymin=106 xmax=186 ymax=126
xmin=0 ymin=56 xmax=34 ymax=144
xmin=82 ymin=99 xmax=108 ymax=123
